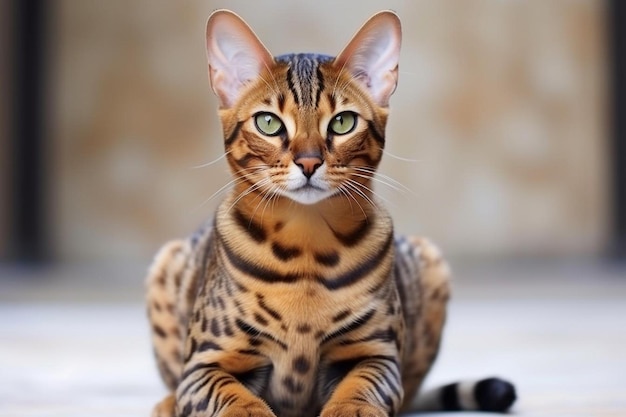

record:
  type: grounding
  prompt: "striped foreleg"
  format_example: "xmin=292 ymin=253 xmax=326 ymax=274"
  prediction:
xmin=175 ymin=361 xmax=275 ymax=417
xmin=320 ymin=354 xmax=403 ymax=417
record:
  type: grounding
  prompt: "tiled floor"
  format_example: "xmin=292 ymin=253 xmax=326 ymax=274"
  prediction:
xmin=1 ymin=260 xmax=625 ymax=416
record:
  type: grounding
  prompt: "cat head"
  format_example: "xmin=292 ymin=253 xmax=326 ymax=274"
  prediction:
xmin=205 ymin=10 xmax=401 ymax=206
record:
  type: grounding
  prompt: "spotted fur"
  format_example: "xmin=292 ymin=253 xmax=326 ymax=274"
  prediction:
xmin=146 ymin=10 xmax=515 ymax=417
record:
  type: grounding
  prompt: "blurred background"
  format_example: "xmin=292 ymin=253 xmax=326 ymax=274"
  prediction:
xmin=1 ymin=1 xmax=625 ymax=416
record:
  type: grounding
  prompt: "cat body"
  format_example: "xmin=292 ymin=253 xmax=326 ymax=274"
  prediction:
xmin=146 ymin=10 xmax=515 ymax=417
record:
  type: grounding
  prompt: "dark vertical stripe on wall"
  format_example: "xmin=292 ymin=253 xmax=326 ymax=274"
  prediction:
xmin=11 ymin=0 xmax=49 ymax=262
xmin=610 ymin=0 xmax=626 ymax=259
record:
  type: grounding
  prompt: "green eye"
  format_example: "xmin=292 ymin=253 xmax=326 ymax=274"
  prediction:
xmin=254 ymin=112 xmax=284 ymax=136
xmin=329 ymin=111 xmax=357 ymax=135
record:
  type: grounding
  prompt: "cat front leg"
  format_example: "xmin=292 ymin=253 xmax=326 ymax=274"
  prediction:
xmin=175 ymin=360 xmax=275 ymax=417
xmin=320 ymin=354 xmax=403 ymax=417
xmin=152 ymin=394 xmax=176 ymax=417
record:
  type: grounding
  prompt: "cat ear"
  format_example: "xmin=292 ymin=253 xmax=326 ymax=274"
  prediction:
xmin=205 ymin=10 xmax=274 ymax=108
xmin=334 ymin=11 xmax=402 ymax=107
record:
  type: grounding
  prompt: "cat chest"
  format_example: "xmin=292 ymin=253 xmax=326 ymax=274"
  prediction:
xmin=207 ymin=282 xmax=390 ymax=417
xmin=255 ymin=293 xmax=392 ymax=406
xmin=216 ymin=209 xmax=396 ymax=294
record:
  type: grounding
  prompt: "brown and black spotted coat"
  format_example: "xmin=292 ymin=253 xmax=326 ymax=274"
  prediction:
xmin=146 ymin=10 xmax=451 ymax=417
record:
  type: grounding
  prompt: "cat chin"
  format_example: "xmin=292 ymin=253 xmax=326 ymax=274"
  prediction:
xmin=281 ymin=188 xmax=337 ymax=205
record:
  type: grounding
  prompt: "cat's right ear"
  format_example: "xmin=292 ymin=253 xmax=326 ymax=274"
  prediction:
xmin=205 ymin=10 xmax=274 ymax=108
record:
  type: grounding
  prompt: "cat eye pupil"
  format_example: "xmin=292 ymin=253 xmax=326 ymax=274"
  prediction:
xmin=254 ymin=112 xmax=283 ymax=136
xmin=329 ymin=111 xmax=356 ymax=135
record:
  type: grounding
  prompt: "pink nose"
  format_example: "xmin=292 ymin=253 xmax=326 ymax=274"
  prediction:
xmin=294 ymin=156 xmax=323 ymax=179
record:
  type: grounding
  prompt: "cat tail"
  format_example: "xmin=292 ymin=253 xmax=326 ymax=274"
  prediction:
xmin=408 ymin=377 xmax=517 ymax=413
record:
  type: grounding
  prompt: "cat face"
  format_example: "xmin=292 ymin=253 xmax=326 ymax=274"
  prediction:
xmin=205 ymin=10 xmax=401 ymax=206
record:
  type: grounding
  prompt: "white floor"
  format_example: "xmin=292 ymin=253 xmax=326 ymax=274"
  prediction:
xmin=1 ymin=260 xmax=625 ymax=417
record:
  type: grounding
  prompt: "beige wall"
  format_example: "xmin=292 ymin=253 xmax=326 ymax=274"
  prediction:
xmin=49 ymin=0 xmax=609 ymax=261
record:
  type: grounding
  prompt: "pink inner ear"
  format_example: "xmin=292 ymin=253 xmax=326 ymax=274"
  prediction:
xmin=205 ymin=10 xmax=274 ymax=108
xmin=335 ymin=11 xmax=402 ymax=107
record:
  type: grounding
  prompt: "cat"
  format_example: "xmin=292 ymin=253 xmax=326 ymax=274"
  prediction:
xmin=146 ymin=9 xmax=516 ymax=417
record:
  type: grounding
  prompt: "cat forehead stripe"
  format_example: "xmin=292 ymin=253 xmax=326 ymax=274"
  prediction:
xmin=276 ymin=54 xmax=333 ymax=108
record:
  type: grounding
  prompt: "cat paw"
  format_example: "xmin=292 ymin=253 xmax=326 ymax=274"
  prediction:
xmin=320 ymin=401 xmax=387 ymax=417
xmin=219 ymin=404 xmax=276 ymax=417
xmin=151 ymin=394 xmax=176 ymax=417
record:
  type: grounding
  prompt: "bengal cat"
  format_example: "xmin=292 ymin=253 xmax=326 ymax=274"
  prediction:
xmin=146 ymin=10 xmax=516 ymax=417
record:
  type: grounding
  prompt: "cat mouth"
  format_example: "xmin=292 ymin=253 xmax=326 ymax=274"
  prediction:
xmin=282 ymin=182 xmax=335 ymax=205
xmin=294 ymin=183 xmax=325 ymax=192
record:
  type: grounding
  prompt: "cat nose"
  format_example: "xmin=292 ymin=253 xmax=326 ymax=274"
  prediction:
xmin=294 ymin=155 xmax=323 ymax=179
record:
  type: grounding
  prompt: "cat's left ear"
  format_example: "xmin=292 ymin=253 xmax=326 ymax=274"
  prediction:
xmin=205 ymin=10 xmax=274 ymax=108
xmin=335 ymin=11 xmax=401 ymax=107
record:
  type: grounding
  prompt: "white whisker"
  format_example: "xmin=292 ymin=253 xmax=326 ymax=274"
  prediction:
xmin=257 ymin=74 xmax=280 ymax=97
xmin=335 ymin=185 xmax=354 ymax=214
xmin=350 ymin=166 xmax=413 ymax=194
xmin=381 ymin=148 xmax=422 ymax=163
xmin=348 ymin=171 xmax=414 ymax=197
xmin=250 ymin=181 xmax=282 ymax=225
xmin=339 ymin=184 xmax=367 ymax=219
xmin=249 ymin=183 xmax=273 ymax=223
xmin=335 ymin=77 xmax=355 ymax=99
xmin=193 ymin=175 xmax=250 ymax=212
xmin=332 ymin=61 xmax=349 ymax=99
xmin=226 ymin=178 xmax=272 ymax=214
xmin=259 ymin=58 xmax=281 ymax=96
xmin=261 ymin=184 xmax=282 ymax=223
xmin=343 ymin=179 xmax=380 ymax=211
xmin=190 ymin=150 xmax=232 ymax=169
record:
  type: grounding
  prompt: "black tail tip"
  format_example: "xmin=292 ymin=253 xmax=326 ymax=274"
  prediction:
xmin=475 ymin=377 xmax=517 ymax=412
